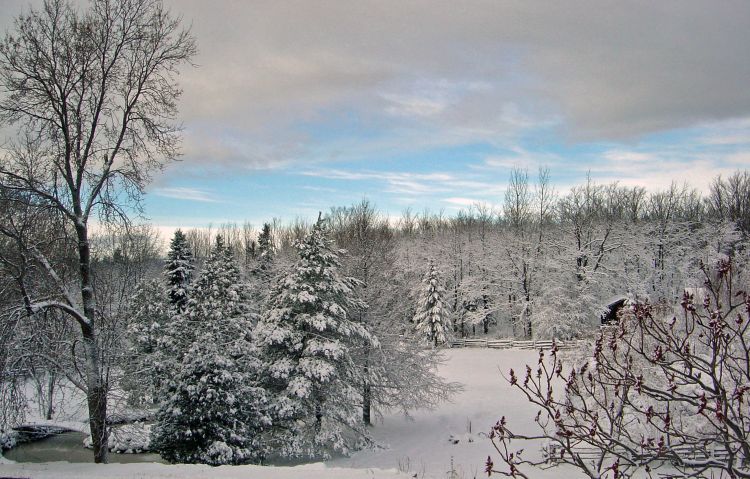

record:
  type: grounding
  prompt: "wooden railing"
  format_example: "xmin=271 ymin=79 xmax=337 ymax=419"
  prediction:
xmin=544 ymin=441 xmax=735 ymax=471
xmin=449 ymin=338 xmax=583 ymax=350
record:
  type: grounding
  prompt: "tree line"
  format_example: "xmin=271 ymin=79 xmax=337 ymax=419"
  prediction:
xmin=179 ymin=169 xmax=750 ymax=344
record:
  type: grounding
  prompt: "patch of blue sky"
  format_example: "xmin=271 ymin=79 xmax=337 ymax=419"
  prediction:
xmin=144 ymin=105 xmax=750 ymax=229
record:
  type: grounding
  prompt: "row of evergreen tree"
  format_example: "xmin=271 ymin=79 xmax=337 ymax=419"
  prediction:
xmin=125 ymin=217 xmax=455 ymax=464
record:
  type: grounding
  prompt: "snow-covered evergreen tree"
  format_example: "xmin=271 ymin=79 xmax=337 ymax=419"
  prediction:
xmin=256 ymin=222 xmax=274 ymax=271
xmin=247 ymin=222 xmax=276 ymax=308
xmin=413 ymin=262 xmax=451 ymax=347
xmin=123 ymin=279 xmax=170 ymax=406
xmin=254 ymin=216 xmax=374 ymax=458
xmin=152 ymin=235 xmax=268 ymax=465
xmin=166 ymin=235 xmax=248 ymax=357
xmin=164 ymin=229 xmax=194 ymax=313
xmin=150 ymin=337 xmax=269 ymax=465
xmin=124 ymin=231 xmax=195 ymax=406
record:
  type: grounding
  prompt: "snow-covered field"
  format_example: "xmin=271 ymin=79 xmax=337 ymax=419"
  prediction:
xmin=328 ymin=348 xmax=555 ymax=478
xmin=1 ymin=348 xmax=584 ymax=479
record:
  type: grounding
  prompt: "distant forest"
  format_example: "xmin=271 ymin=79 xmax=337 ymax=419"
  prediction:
xmin=120 ymin=168 xmax=750 ymax=341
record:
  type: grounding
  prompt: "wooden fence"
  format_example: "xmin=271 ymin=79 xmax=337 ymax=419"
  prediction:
xmin=544 ymin=442 xmax=733 ymax=469
xmin=449 ymin=338 xmax=583 ymax=351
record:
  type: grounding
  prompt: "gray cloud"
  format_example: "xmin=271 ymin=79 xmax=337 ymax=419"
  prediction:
xmin=2 ymin=1 xmax=749 ymax=168
xmin=169 ymin=1 xmax=749 ymax=143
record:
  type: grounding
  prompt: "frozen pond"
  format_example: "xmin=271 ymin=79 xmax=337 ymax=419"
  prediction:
xmin=4 ymin=431 xmax=165 ymax=464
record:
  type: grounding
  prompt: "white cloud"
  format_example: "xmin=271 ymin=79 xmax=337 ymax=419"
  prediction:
xmin=477 ymin=148 xmax=565 ymax=172
xmin=152 ymin=187 xmax=222 ymax=203
xmin=602 ymin=151 xmax=655 ymax=164
xmin=588 ymin=146 xmax=749 ymax=193
xmin=725 ymin=151 xmax=750 ymax=166
xmin=443 ymin=197 xmax=477 ymax=207
xmin=109 ymin=0 xmax=742 ymax=173
xmin=383 ymin=93 xmax=449 ymax=117
xmin=442 ymin=197 xmax=501 ymax=210
xmin=699 ymin=134 xmax=750 ymax=146
xmin=303 ymin=169 xmax=456 ymax=195
xmin=301 ymin=168 xmax=508 ymax=200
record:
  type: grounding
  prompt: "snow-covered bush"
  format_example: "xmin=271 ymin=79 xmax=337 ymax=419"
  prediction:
xmin=0 ymin=429 xmax=17 ymax=450
xmin=84 ymin=423 xmax=152 ymax=453
xmin=151 ymin=339 xmax=269 ymax=465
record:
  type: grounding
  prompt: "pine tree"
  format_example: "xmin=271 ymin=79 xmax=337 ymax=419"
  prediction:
xmin=254 ymin=216 xmax=374 ymax=458
xmin=152 ymin=235 xmax=268 ymax=465
xmin=413 ymin=262 xmax=451 ymax=347
xmin=247 ymin=222 xmax=275 ymax=308
xmin=123 ymin=279 xmax=171 ymax=406
xmin=150 ymin=338 xmax=269 ymax=465
xmin=124 ymin=230 xmax=194 ymax=405
xmin=164 ymin=229 xmax=194 ymax=313
xmin=254 ymin=223 xmax=274 ymax=277
xmin=176 ymin=235 xmax=252 ymax=351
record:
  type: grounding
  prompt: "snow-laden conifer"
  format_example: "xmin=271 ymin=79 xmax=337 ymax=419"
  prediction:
xmin=124 ymin=231 xmax=195 ymax=405
xmin=150 ymin=337 xmax=269 ymax=465
xmin=413 ymin=262 xmax=451 ymax=347
xmin=247 ymin=222 xmax=276 ymax=307
xmin=153 ymin=235 xmax=268 ymax=464
xmin=255 ymin=216 xmax=374 ymax=458
xmin=256 ymin=223 xmax=274 ymax=273
xmin=167 ymin=235 xmax=248 ymax=356
xmin=123 ymin=279 xmax=170 ymax=406
xmin=164 ymin=229 xmax=194 ymax=313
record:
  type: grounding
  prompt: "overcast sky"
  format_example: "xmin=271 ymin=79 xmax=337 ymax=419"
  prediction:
xmin=2 ymin=0 xmax=749 ymax=231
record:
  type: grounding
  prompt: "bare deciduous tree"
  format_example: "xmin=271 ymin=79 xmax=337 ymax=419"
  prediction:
xmin=0 ymin=0 xmax=195 ymax=462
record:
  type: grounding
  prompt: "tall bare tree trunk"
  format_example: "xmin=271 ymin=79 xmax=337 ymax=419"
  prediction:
xmin=77 ymin=223 xmax=109 ymax=463
xmin=82 ymin=333 xmax=108 ymax=463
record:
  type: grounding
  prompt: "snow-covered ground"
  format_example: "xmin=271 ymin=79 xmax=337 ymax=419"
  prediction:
xmin=0 ymin=461 xmax=408 ymax=478
xmin=328 ymin=348 xmax=582 ymax=478
xmin=1 ymin=348 xmax=584 ymax=478
xmin=328 ymin=348 xmax=525 ymax=477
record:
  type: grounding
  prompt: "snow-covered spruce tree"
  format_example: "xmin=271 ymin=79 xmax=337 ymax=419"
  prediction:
xmin=255 ymin=216 xmax=375 ymax=458
xmin=256 ymin=223 xmax=274 ymax=273
xmin=123 ymin=279 xmax=170 ymax=406
xmin=150 ymin=337 xmax=269 ymax=465
xmin=164 ymin=229 xmax=194 ymax=313
xmin=413 ymin=262 xmax=451 ymax=347
xmin=123 ymin=230 xmax=195 ymax=406
xmin=164 ymin=235 xmax=246 ymax=359
xmin=247 ymin=222 xmax=276 ymax=309
xmin=152 ymin=235 xmax=269 ymax=465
